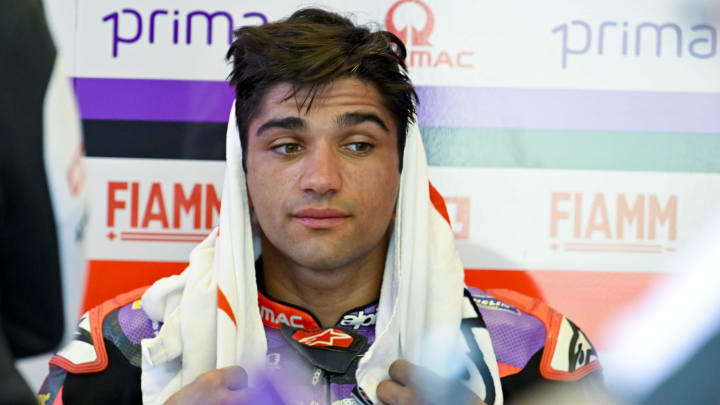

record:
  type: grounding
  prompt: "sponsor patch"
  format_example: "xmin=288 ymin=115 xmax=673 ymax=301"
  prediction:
xmin=292 ymin=328 xmax=354 ymax=348
xmin=340 ymin=310 xmax=376 ymax=330
xmin=551 ymin=317 xmax=598 ymax=373
xmin=258 ymin=292 xmax=319 ymax=330
xmin=473 ymin=296 xmax=520 ymax=315
xmin=265 ymin=352 xmax=281 ymax=370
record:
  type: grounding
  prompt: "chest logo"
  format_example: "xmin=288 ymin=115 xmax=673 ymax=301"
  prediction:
xmin=340 ymin=310 xmax=376 ymax=329
xmin=473 ymin=296 xmax=520 ymax=315
xmin=292 ymin=328 xmax=354 ymax=348
xmin=257 ymin=292 xmax=320 ymax=330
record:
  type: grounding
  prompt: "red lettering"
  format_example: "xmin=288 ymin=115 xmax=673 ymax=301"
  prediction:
xmin=617 ymin=194 xmax=645 ymax=239
xmin=174 ymin=183 xmax=202 ymax=229
xmin=130 ymin=182 xmax=139 ymax=228
xmin=409 ymin=50 xmax=432 ymax=67
xmin=433 ymin=51 xmax=454 ymax=67
xmin=457 ymin=51 xmax=474 ymax=68
xmin=649 ymin=195 xmax=677 ymax=241
xmin=573 ymin=192 xmax=583 ymax=238
xmin=107 ymin=182 xmax=127 ymax=227
xmin=584 ymin=193 xmax=611 ymax=239
xmin=141 ymin=182 xmax=169 ymax=228
xmin=205 ymin=184 xmax=221 ymax=229
xmin=550 ymin=192 xmax=571 ymax=237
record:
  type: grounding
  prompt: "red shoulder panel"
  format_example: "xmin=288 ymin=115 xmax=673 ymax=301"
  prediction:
xmin=486 ymin=288 xmax=600 ymax=381
xmin=49 ymin=286 xmax=149 ymax=374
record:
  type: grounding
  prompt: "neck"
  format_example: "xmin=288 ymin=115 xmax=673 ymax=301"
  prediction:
xmin=260 ymin=234 xmax=388 ymax=328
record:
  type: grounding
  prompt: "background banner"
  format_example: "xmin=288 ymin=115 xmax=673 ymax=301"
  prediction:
xmin=42 ymin=0 xmax=720 ymax=349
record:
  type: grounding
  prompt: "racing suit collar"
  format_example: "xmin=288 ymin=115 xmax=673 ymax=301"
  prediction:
xmin=255 ymin=258 xmax=379 ymax=331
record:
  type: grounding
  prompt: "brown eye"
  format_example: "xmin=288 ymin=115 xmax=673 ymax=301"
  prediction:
xmin=346 ymin=142 xmax=373 ymax=154
xmin=274 ymin=143 xmax=303 ymax=155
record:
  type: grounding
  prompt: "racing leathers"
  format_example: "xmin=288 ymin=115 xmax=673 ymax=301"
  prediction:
xmin=39 ymin=281 xmax=601 ymax=405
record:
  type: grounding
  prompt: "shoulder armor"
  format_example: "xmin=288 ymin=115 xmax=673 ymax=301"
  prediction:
xmin=49 ymin=286 xmax=149 ymax=374
xmin=484 ymin=288 xmax=600 ymax=382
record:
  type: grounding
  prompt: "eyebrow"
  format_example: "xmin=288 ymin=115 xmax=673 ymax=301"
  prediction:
xmin=256 ymin=116 xmax=306 ymax=136
xmin=255 ymin=112 xmax=389 ymax=137
xmin=336 ymin=112 xmax=389 ymax=132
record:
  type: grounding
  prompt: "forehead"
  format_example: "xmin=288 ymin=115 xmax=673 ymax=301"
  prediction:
xmin=252 ymin=78 xmax=395 ymax=126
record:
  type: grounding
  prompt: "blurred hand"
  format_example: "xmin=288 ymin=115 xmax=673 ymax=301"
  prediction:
xmin=376 ymin=360 xmax=486 ymax=405
xmin=164 ymin=366 xmax=249 ymax=405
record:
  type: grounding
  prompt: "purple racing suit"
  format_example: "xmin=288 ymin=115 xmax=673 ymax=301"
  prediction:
xmin=39 ymin=282 xmax=602 ymax=405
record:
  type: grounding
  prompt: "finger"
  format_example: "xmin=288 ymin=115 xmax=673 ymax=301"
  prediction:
xmin=219 ymin=388 xmax=252 ymax=405
xmin=387 ymin=360 xmax=413 ymax=386
xmin=376 ymin=379 xmax=413 ymax=405
xmin=218 ymin=366 xmax=248 ymax=391
xmin=389 ymin=360 xmax=443 ymax=392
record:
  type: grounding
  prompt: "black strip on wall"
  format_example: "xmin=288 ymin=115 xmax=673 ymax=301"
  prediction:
xmin=83 ymin=120 xmax=227 ymax=160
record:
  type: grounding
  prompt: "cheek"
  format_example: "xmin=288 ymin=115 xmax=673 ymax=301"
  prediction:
xmin=247 ymin=169 xmax=275 ymax=218
xmin=246 ymin=164 xmax=299 ymax=232
xmin=354 ymin=170 xmax=400 ymax=224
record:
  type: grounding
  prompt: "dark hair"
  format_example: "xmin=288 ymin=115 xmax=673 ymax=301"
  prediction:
xmin=226 ymin=8 xmax=418 ymax=171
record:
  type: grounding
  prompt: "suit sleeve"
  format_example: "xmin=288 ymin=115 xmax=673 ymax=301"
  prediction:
xmin=38 ymin=338 xmax=142 ymax=405
xmin=477 ymin=288 xmax=603 ymax=403
xmin=38 ymin=291 xmax=152 ymax=405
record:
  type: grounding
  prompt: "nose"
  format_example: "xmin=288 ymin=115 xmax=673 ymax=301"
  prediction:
xmin=299 ymin=142 xmax=342 ymax=197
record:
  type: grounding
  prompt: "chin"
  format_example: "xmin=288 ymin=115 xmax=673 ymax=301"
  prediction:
xmin=291 ymin=253 xmax=352 ymax=271
xmin=288 ymin=243 xmax=367 ymax=271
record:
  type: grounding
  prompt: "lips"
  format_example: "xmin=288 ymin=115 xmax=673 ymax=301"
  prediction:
xmin=292 ymin=207 xmax=351 ymax=229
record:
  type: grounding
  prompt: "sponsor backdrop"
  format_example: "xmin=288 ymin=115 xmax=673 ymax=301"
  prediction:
xmin=44 ymin=0 xmax=720 ymax=349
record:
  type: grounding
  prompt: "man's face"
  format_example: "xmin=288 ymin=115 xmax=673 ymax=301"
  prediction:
xmin=245 ymin=78 xmax=401 ymax=271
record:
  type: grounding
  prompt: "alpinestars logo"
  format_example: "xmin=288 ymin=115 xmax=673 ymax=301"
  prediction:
xmin=340 ymin=310 xmax=376 ymax=329
xmin=292 ymin=328 xmax=354 ymax=348
xmin=385 ymin=0 xmax=473 ymax=68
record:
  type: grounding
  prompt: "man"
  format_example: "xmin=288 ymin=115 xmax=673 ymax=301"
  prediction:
xmin=39 ymin=8 xmax=600 ymax=405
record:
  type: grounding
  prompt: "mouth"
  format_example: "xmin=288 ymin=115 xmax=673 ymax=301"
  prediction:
xmin=292 ymin=207 xmax=351 ymax=229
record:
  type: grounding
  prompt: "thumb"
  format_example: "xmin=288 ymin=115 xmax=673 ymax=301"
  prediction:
xmin=218 ymin=365 xmax=248 ymax=391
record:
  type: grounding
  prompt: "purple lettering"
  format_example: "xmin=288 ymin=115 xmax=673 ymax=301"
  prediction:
xmin=689 ymin=24 xmax=717 ymax=58
xmin=622 ymin=22 xmax=629 ymax=55
xmin=552 ymin=20 xmax=592 ymax=69
xmin=149 ymin=10 xmax=168 ymax=44
xmin=173 ymin=10 xmax=180 ymax=44
xmin=635 ymin=22 xmax=682 ymax=57
xmin=102 ymin=9 xmax=143 ymax=58
xmin=598 ymin=21 xmax=617 ymax=55
xmin=186 ymin=11 xmax=233 ymax=45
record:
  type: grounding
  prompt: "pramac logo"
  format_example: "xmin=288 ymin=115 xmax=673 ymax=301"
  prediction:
xmin=386 ymin=0 xmax=434 ymax=46
xmin=385 ymin=0 xmax=473 ymax=68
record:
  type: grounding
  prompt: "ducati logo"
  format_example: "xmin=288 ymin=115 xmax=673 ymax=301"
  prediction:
xmin=292 ymin=328 xmax=354 ymax=348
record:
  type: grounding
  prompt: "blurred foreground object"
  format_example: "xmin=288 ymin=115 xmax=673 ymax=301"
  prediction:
xmin=0 ymin=0 xmax=88 ymax=404
xmin=603 ymin=206 xmax=720 ymax=404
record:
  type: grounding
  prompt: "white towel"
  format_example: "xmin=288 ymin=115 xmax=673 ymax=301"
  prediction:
xmin=139 ymin=103 xmax=502 ymax=404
